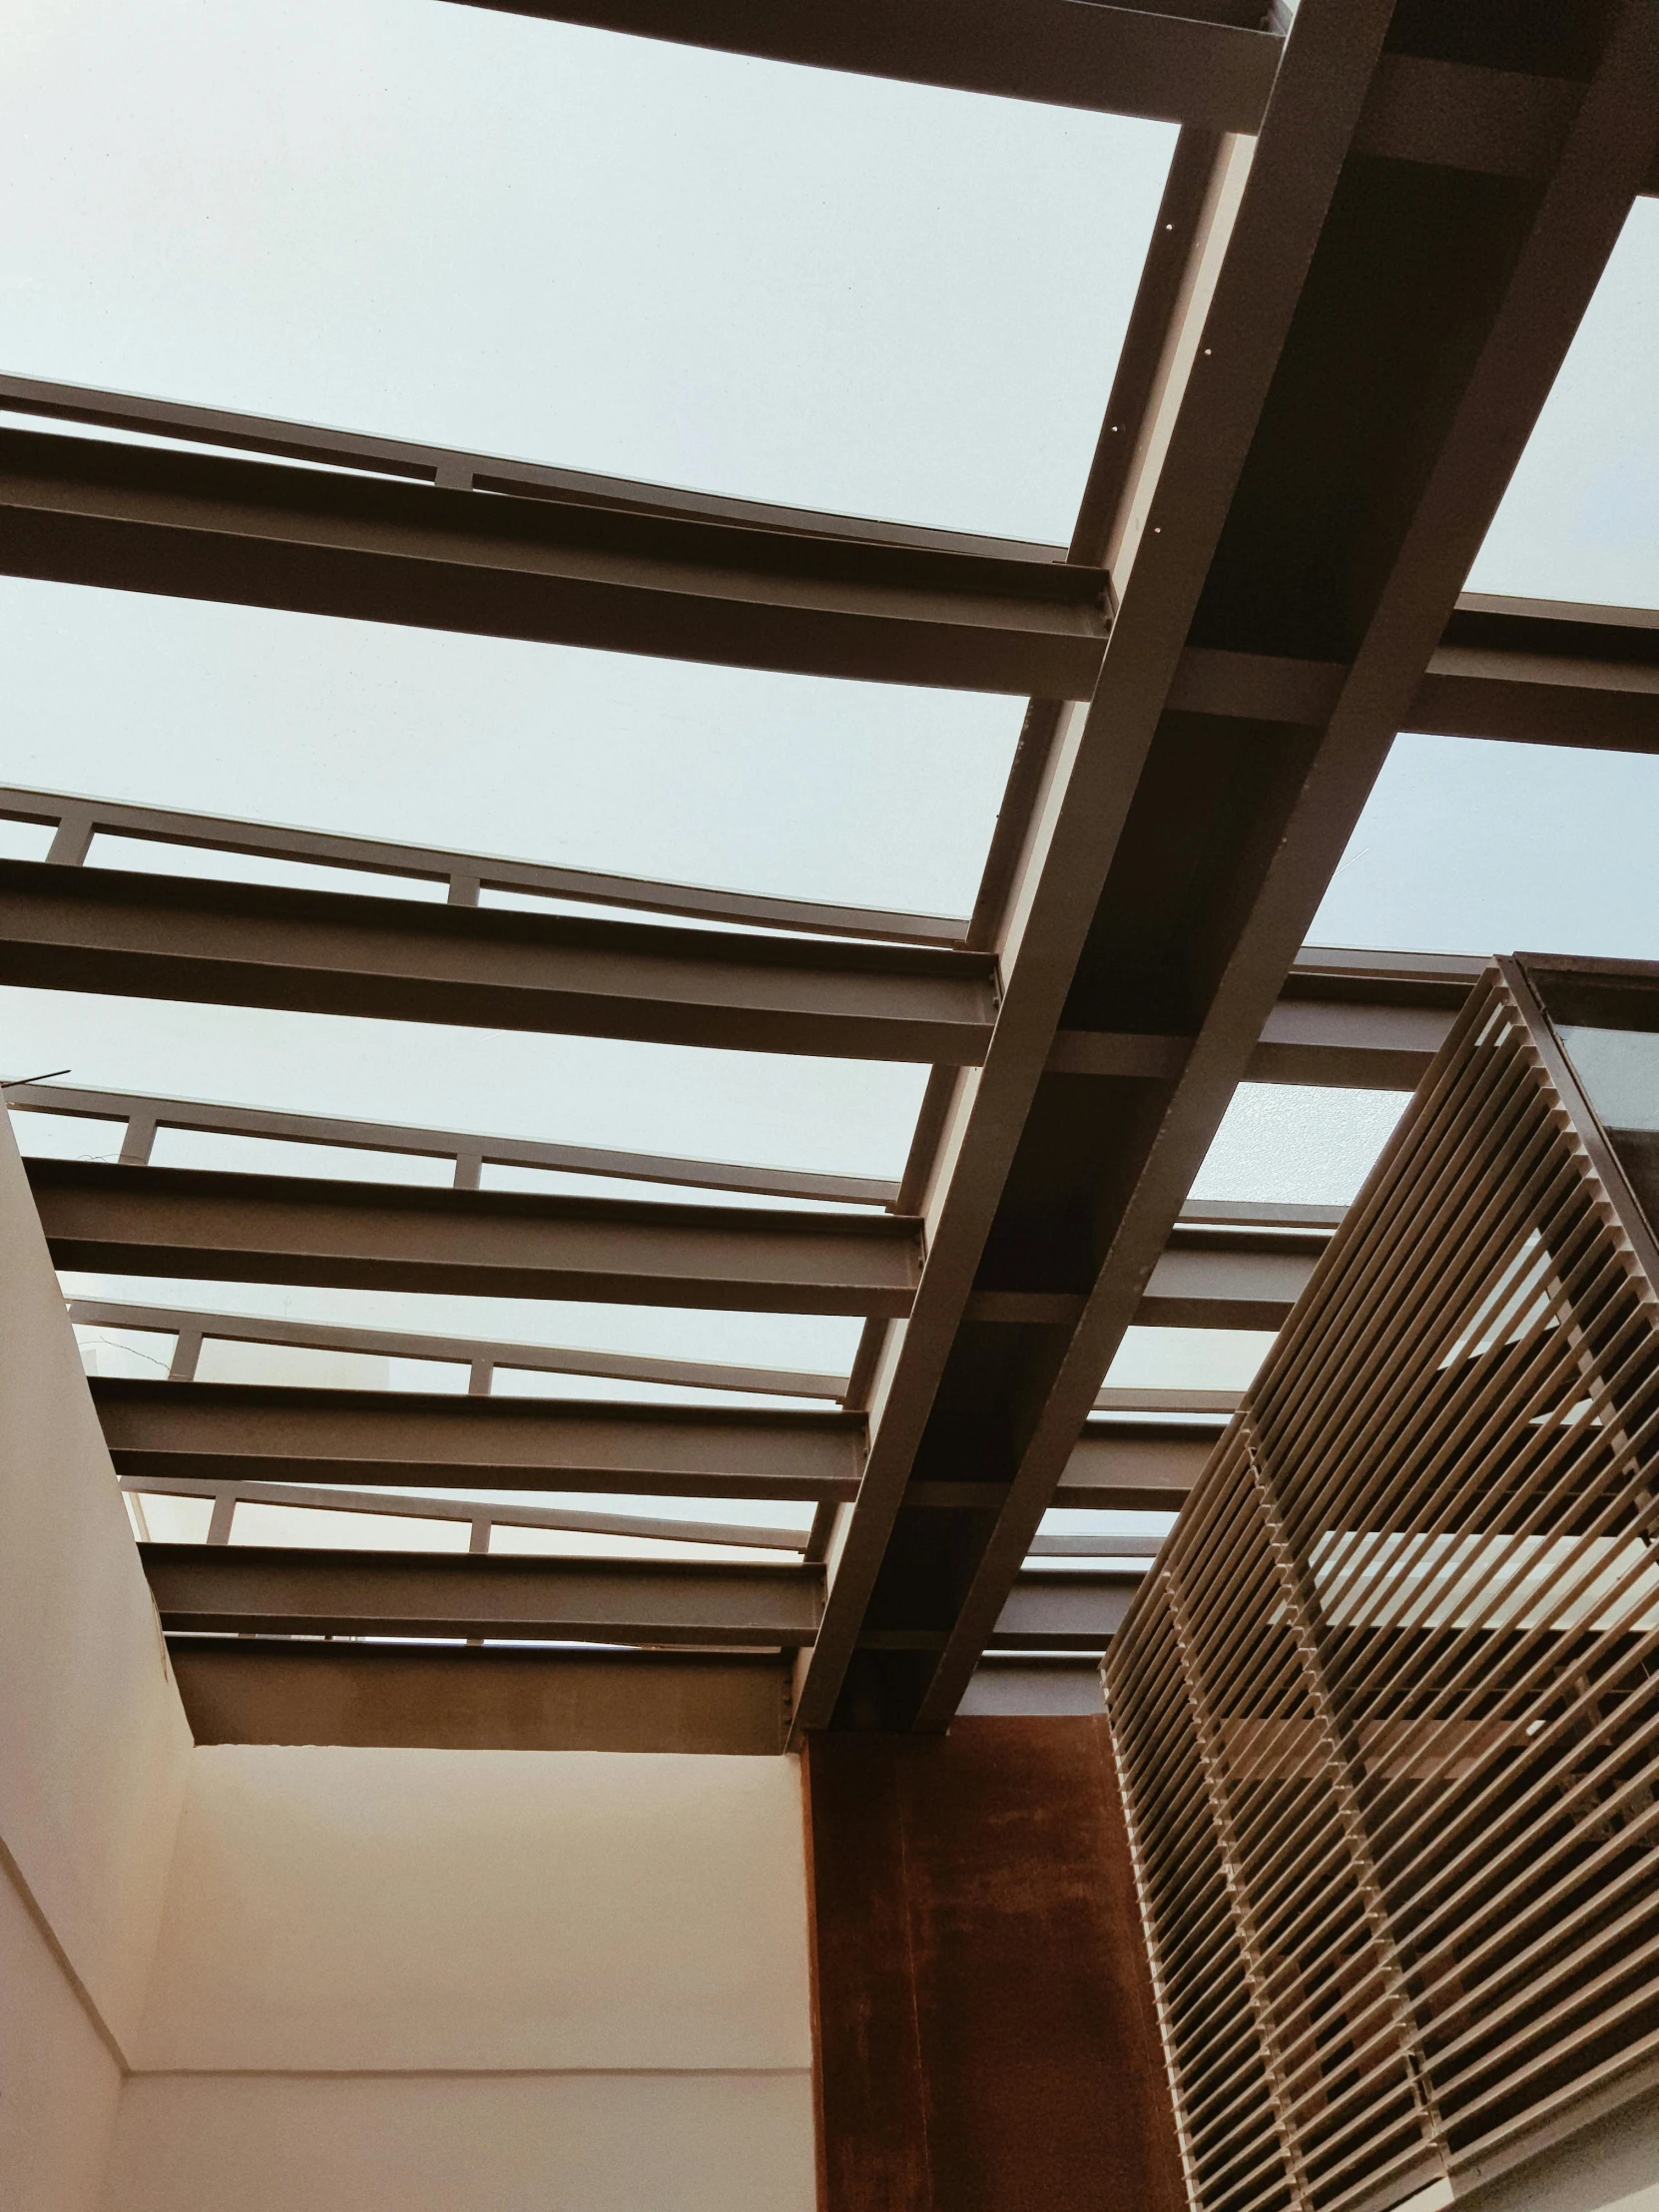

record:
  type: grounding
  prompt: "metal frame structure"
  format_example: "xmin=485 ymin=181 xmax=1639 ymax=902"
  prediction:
xmin=1107 ymin=959 xmax=1659 ymax=2209
xmin=5 ymin=0 xmax=1659 ymax=1755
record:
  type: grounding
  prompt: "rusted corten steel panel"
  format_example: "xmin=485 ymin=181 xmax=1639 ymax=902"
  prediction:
xmin=169 ymin=1640 xmax=792 ymax=1754
xmin=91 ymin=1380 xmax=866 ymax=1499
xmin=803 ymin=1719 xmax=1186 ymax=2212
xmin=0 ymin=858 xmax=997 ymax=1063
xmin=28 ymin=1159 xmax=923 ymax=1316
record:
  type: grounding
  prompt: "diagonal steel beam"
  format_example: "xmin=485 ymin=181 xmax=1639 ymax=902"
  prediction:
xmin=443 ymin=0 xmax=1283 ymax=132
xmin=797 ymin=0 xmax=1659 ymax=1735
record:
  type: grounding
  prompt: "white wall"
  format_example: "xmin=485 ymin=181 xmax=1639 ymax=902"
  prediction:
xmin=0 ymin=1104 xmax=195 ymax=2209
xmin=103 ymin=1745 xmax=816 ymax=2212
xmin=0 ymin=1869 xmax=124 ymax=2212
xmin=0 ymin=1099 xmax=815 ymax=2210
xmin=1454 ymin=2092 xmax=1659 ymax=2212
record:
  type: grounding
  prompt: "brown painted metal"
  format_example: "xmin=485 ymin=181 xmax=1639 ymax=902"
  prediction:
xmin=0 ymin=425 xmax=1110 ymax=696
xmin=0 ymin=371 xmax=1058 ymax=564
xmin=30 ymin=1159 xmax=923 ymax=1316
xmin=0 ymin=858 xmax=996 ymax=1064
xmin=67 ymin=1295 xmax=848 ymax=1401
xmin=0 ymin=779 xmax=966 ymax=948
xmin=94 ymin=1380 xmax=864 ymax=1499
xmin=801 ymin=1718 xmax=1186 ymax=2212
xmin=451 ymin=0 xmax=1280 ymax=131
xmin=168 ymin=1639 xmax=791 ymax=1753
xmin=140 ymin=1540 xmax=826 ymax=1644
xmin=804 ymin=0 xmax=1659 ymax=1736
xmin=121 ymin=1472 xmax=814 ymax=1554
xmin=7 ymin=1077 xmax=896 ymax=1206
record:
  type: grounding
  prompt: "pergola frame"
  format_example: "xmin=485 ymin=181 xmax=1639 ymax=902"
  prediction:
xmin=6 ymin=0 xmax=1659 ymax=1747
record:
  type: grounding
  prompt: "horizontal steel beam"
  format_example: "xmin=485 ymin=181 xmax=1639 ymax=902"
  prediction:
xmin=1138 ymin=1230 xmax=1320 ymax=1329
xmin=0 ymin=371 xmax=1059 ymax=564
xmin=446 ymin=0 xmax=1283 ymax=131
xmin=0 ymin=425 xmax=1110 ymax=695
xmin=94 ymin=1380 xmax=864 ymax=1499
xmin=857 ymin=1569 xmax=1140 ymax=1654
xmin=959 ymin=1657 xmax=1107 ymax=1717
xmin=139 ymin=1540 xmax=826 ymax=1644
xmin=0 ymin=852 xmax=1490 ymax=1082
xmin=1170 ymin=599 xmax=1659 ymax=758
xmin=1055 ymin=1423 xmax=1216 ymax=1512
xmin=10 ymin=1077 xmax=893 ymax=1208
xmin=120 ymin=1473 xmax=811 ymax=1554
xmin=0 ymin=859 xmax=997 ymax=1064
xmin=0 ymin=777 xmax=964 ymax=948
xmin=66 ymin=1296 xmax=847 ymax=1400
xmin=33 ymin=1159 xmax=922 ymax=1316
xmin=166 ymin=1638 xmax=792 ymax=1752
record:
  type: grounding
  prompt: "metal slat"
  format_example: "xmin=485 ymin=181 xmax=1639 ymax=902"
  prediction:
xmin=1106 ymin=962 xmax=1659 ymax=2208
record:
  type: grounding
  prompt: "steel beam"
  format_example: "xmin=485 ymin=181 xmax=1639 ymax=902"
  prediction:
xmin=166 ymin=1639 xmax=792 ymax=1753
xmin=0 ymin=777 xmax=966 ymax=947
xmin=31 ymin=1160 xmax=922 ymax=1316
xmin=9 ymin=1076 xmax=893 ymax=1207
xmin=0 ymin=859 xmax=996 ymax=1064
xmin=0 ymin=852 xmax=1483 ymax=1085
xmin=799 ymin=0 xmax=1659 ymax=1734
xmin=0 ymin=425 xmax=1109 ymax=696
xmin=93 ymin=1380 xmax=864 ymax=1499
xmin=1171 ymin=598 xmax=1659 ymax=757
xmin=445 ymin=0 xmax=1282 ymax=132
xmin=139 ymin=1540 xmax=825 ymax=1644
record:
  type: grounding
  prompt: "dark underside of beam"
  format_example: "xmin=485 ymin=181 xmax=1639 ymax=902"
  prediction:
xmin=167 ymin=1639 xmax=794 ymax=1753
xmin=449 ymin=0 xmax=1282 ymax=131
xmin=30 ymin=1158 xmax=923 ymax=1316
xmin=92 ymin=1380 xmax=866 ymax=1498
xmin=0 ymin=858 xmax=997 ymax=1064
xmin=0 ymin=425 xmax=1109 ymax=695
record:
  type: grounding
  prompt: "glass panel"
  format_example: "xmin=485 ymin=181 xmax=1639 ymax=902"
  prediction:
xmin=3 ymin=0 xmax=1174 ymax=541
xmin=0 ymin=582 xmax=1022 ymax=922
xmin=1560 ymin=1023 xmax=1659 ymax=1130
xmin=1313 ymin=734 xmax=1659 ymax=963
xmin=0 ymin=991 xmax=925 ymax=1191
xmin=54 ymin=1271 xmax=861 ymax=1407
xmin=1191 ymin=1085 xmax=1407 ymax=1207
xmin=1470 ymin=200 xmax=1659 ymax=605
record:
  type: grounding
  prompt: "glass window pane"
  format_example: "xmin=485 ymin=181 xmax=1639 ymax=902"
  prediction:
xmin=0 ymin=582 xmax=1022 ymax=923
xmin=1313 ymin=734 xmax=1659 ymax=963
xmin=3 ymin=0 xmax=1174 ymax=541
xmin=1471 ymin=200 xmax=1659 ymax=605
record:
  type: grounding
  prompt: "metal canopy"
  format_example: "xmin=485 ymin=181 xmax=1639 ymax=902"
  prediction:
xmin=9 ymin=0 xmax=1659 ymax=1751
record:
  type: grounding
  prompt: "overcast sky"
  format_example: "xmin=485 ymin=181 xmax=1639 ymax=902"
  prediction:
xmin=2 ymin=0 xmax=1656 ymax=1409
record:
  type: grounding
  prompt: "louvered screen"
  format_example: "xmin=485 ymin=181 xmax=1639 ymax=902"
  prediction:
xmin=1105 ymin=961 xmax=1659 ymax=2212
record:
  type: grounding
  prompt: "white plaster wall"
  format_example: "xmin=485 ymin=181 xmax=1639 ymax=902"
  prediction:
xmin=105 ymin=1744 xmax=816 ymax=2211
xmin=102 ymin=2073 xmax=814 ymax=2212
xmin=1455 ymin=2091 xmax=1659 ymax=2212
xmin=0 ymin=1865 xmax=124 ymax=2212
xmin=0 ymin=1096 xmax=194 ymax=2212
xmin=130 ymin=1746 xmax=813 ymax=2071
